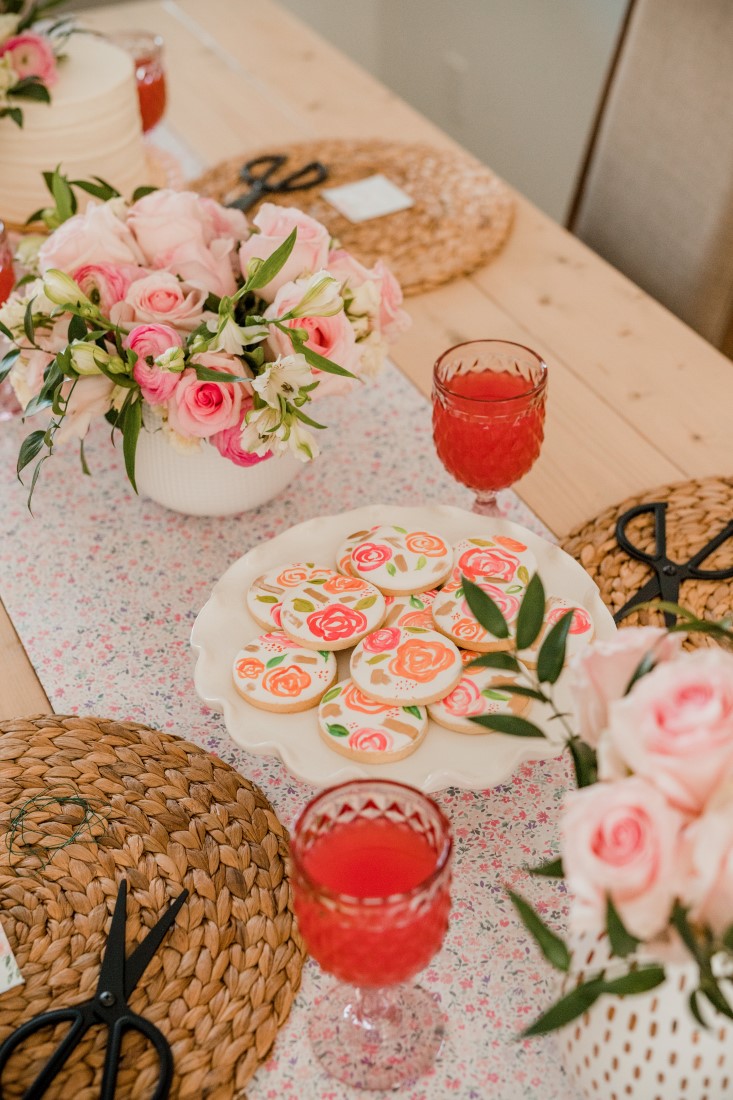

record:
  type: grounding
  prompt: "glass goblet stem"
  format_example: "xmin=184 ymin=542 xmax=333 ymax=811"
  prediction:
xmin=472 ymin=489 xmax=500 ymax=516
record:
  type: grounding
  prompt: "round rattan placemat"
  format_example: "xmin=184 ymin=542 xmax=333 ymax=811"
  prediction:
xmin=562 ymin=476 xmax=733 ymax=646
xmin=191 ymin=138 xmax=515 ymax=296
xmin=0 ymin=715 xmax=306 ymax=1100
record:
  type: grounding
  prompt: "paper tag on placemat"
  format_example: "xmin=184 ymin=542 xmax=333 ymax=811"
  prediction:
xmin=321 ymin=174 xmax=414 ymax=222
xmin=0 ymin=921 xmax=22 ymax=995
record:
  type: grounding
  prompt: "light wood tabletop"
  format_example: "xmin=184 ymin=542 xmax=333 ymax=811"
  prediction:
xmin=2 ymin=0 xmax=732 ymax=721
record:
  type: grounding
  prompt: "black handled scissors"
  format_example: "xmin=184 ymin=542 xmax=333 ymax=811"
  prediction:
xmin=228 ymin=153 xmax=328 ymax=212
xmin=614 ymin=501 xmax=733 ymax=627
xmin=0 ymin=880 xmax=188 ymax=1100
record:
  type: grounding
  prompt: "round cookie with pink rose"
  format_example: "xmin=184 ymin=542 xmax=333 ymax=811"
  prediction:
xmin=318 ymin=677 xmax=427 ymax=763
xmin=347 ymin=525 xmax=453 ymax=595
xmin=431 ymin=575 xmax=525 ymax=653
xmin=280 ymin=574 xmax=386 ymax=651
xmin=518 ymin=596 xmax=594 ymax=670
xmin=350 ymin=626 xmax=462 ymax=706
xmin=246 ymin=562 xmax=337 ymax=629
xmin=428 ymin=651 xmax=531 ymax=735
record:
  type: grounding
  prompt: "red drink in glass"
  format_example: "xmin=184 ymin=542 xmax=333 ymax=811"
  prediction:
xmin=432 ymin=339 xmax=548 ymax=515
xmin=111 ymin=31 xmax=167 ymax=133
xmin=0 ymin=224 xmax=14 ymax=306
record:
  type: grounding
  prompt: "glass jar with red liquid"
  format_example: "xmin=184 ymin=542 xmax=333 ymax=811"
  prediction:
xmin=112 ymin=31 xmax=167 ymax=133
xmin=433 ymin=339 xmax=548 ymax=516
xmin=290 ymin=779 xmax=452 ymax=1091
xmin=0 ymin=222 xmax=21 ymax=421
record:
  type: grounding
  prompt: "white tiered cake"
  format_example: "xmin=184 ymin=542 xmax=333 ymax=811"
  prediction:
xmin=0 ymin=34 xmax=151 ymax=225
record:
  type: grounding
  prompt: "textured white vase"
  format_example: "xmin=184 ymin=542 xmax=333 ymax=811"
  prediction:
xmin=561 ymin=937 xmax=733 ymax=1100
xmin=134 ymin=428 xmax=302 ymax=516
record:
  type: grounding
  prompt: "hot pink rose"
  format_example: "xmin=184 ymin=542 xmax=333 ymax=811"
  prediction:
xmin=570 ymin=627 xmax=684 ymax=748
xmin=600 ymin=649 xmax=733 ymax=813
xmin=166 ymin=353 xmax=245 ymax=438
xmin=0 ymin=33 xmax=57 ymax=85
xmin=38 ymin=201 xmax=144 ymax=275
xmin=120 ymin=272 xmax=207 ymax=332
xmin=72 ymin=263 xmax=142 ymax=316
xmin=682 ymin=779 xmax=733 ymax=935
xmin=351 ymin=542 xmax=392 ymax=571
xmin=210 ymin=403 xmax=272 ymax=467
xmin=240 ymin=204 xmax=330 ymax=303
xmin=443 ymin=677 xmax=482 ymax=718
xmin=561 ymin=777 xmax=685 ymax=940
xmin=362 ymin=627 xmax=402 ymax=653
xmin=55 ymin=376 xmax=116 ymax=443
xmin=124 ymin=325 xmax=183 ymax=405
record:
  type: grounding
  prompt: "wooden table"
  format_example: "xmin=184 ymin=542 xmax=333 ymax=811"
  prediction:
xmin=3 ymin=0 xmax=732 ymax=720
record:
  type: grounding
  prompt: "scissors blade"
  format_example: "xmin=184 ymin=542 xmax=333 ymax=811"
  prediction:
xmin=124 ymin=889 xmax=188 ymax=1000
xmin=614 ymin=576 xmax=662 ymax=623
xmin=95 ymin=880 xmax=129 ymax=1001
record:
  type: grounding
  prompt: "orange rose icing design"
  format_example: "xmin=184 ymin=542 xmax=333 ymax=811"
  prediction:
xmin=390 ymin=639 xmax=455 ymax=683
xmin=322 ymin=574 xmax=367 ymax=594
xmin=236 ymin=656 xmax=265 ymax=679
xmin=453 ymin=618 xmax=484 ymax=643
xmin=493 ymin=536 xmax=529 ymax=553
xmin=262 ymin=664 xmax=312 ymax=697
xmin=341 ymin=681 xmax=391 ymax=714
xmin=404 ymin=531 xmax=448 ymax=557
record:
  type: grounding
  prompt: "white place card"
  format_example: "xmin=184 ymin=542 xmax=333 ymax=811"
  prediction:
xmin=321 ymin=174 xmax=414 ymax=223
xmin=0 ymin=921 xmax=22 ymax=996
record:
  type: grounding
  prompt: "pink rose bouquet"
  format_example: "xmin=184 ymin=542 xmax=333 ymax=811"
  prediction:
xmin=0 ymin=171 xmax=410 ymax=507
xmin=0 ymin=1 xmax=74 ymax=128
xmin=457 ymin=570 xmax=733 ymax=1035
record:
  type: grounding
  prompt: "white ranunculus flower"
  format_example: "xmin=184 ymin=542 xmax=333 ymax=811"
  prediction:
xmin=287 ymin=271 xmax=343 ymax=318
xmin=250 ymin=354 xmax=314 ymax=408
xmin=162 ymin=423 xmax=203 ymax=454
xmin=349 ymin=279 xmax=381 ymax=319
xmin=13 ymin=234 xmax=45 ymax=276
xmin=356 ymin=333 xmax=388 ymax=380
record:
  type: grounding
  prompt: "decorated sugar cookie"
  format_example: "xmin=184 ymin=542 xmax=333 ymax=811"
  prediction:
xmin=246 ymin=562 xmax=336 ymax=629
xmin=447 ymin=536 xmax=537 ymax=589
xmin=383 ymin=589 xmax=439 ymax=630
xmin=350 ymin=626 xmax=462 ymax=706
xmin=318 ymin=678 xmax=428 ymax=763
xmin=519 ymin=597 xmax=594 ymax=669
xmin=233 ymin=631 xmax=337 ymax=713
xmin=428 ymin=651 xmax=531 ymax=735
xmin=335 ymin=525 xmax=381 ymax=577
xmin=280 ymin=575 xmax=386 ymax=651
xmin=431 ymin=575 xmax=525 ymax=653
xmin=347 ymin=525 xmax=453 ymax=596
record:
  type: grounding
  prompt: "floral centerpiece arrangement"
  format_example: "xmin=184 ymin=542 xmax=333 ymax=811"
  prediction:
xmin=0 ymin=0 xmax=72 ymax=127
xmin=0 ymin=171 xmax=409 ymax=507
xmin=459 ymin=575 xmax=733 ymax=1035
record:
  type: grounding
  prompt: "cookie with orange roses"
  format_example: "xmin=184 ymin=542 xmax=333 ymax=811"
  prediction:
xmin=350 ymin=626 xmax=462 ymax=706
xmin=318 ymin=678 xmax=428 ymax=763
xmin=428 ymin=650 xmax=531 ymax=735
xmin=280 ymin=573 xmax=386 ymax=652
xmin=346 ymin=525 xmax=453 ymax=596
xmin=246 ymin=562 xmax=337 ymax=629
xmin=233 ymin=631 xmax=337 ymax=712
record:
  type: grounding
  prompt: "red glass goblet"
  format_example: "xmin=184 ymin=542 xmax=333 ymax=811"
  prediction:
xmin=113 ymin=31 xmax=167 ymax=133
xmin=290 ymin=779 xmax=452 ymax=1090
xmin=0 ymin=221 xmax=20 ymax=422
xmin=432 ymin=339 xmax=548 ymax=516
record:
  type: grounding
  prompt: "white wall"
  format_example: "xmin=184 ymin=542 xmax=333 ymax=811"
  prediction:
xmin=279 ymin=0 xmax=628 ymax=223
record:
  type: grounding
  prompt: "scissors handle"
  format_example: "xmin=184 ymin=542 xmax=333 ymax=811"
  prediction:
xmin=240 ymin=154 xmax=288 ymax=186
xmin=0 ymin=1007 xmax=89 ymax=1100
xmin=100 ymin=1014 xmax=173 ymax=1100
xmin=686 ymin=518 xmax=733 ymax=580
xmin=275 ymin=160 xmax=328 ymax=192
xmin=615 ymin=502 xmax=669 ymax=566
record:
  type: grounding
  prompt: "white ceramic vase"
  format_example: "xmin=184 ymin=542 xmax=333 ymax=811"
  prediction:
xmin=561 ymin=937 xmax=733 ymax=1100
xmin=134 ymin=427 xmax=302 ymax=516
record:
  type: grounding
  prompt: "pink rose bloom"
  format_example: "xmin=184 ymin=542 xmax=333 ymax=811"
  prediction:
xmin=600 ymin=649 xmax=733 ymax=813
xmin=124 ymin=324 xmax=183 ymax=405
xmin=682 ymin=779 xmax=733 ymax=935
xmin=327 ymin=248 xmax=410 ymax=341
xmin=351 ymin=543 xmax=392 ymax=571
xmin=153 ymin=237 xmax=237 ymax=298
xmin=443 ymin=677 xmax=482 ymax=718
xmin=210 ymin=402 xmax=272 ymax=467
xmin=56 ymin=376 xmax=116 ymax=443
xmin=561 ymin=777 xmax=686 ymax=940
xmin=362 ymin=627 xmax=402 ymax=653
xmin=119 ymin=272 xmax=207 ymax=332
xmin=570 ymin=627 xmax=684 ymax=748
xmin=128 ymin=188 xmax=247 ymax=255
xmin=167 ymin=352 xmax=246 ymax=439
xmin=0 ymin=33 xmax=57 ymax=85
xmin=72 ymin=263 xmax=142 ymax=316
xmin=22 ymin=349 xmax=53 ymax=398
xmin=38 ymin=201 xmax=144 ymax=275
xmin=458 ymin=545 xmax=519 ymax=582
xmin=240 ymin=204 xmax=330 ymax=303
xmin=265 ymin=278 xmax=360 ymax=398
xmin=198 ymin=196 xmax=249 ymax=242
xmin=34 ymin=316 xmax=70 ymax=355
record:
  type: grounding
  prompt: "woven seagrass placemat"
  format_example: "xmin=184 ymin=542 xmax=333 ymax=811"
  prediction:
xmin=191 ymin=138 xmax=515 ymax=296
xmin=0 ymin=715 xmax=305 ymax=1099
xmin=562 ymin=476 xmax=733 ymax=646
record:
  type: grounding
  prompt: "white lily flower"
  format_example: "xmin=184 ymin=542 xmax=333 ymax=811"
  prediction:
xmin=240 ymin=405 xmax=288 ymax=457
xmin=207 ymin=313 xmax=269 ymax=356
xmin=69 ymin=341 xmax=105 ymax=376
xmin=349 ymin=279 xmax=381 ymax=319
xmin=288 ymin=271 xmax=343 ymax=318
xmin=250 ymin=354 xmax=314 ymax=409
xmin=13 ymin=235 xmax=45 ymax=277
xmin=288 ymin=420 xmax=320 ymax=463
xmin=162 ymin=424 xmax=203 ymax=454
xmin=155 ymin=346 xmax=186 ymax=373
xmin=0 ymin=293 xmax=27 ymax=339
xmin=43 ymin=269 xmax=94 ymax=313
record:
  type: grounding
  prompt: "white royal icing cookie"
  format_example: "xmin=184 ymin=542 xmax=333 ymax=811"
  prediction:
xmin=519 ymin=597 xmax=594 ymax=669
xmin=383 ymin=589 xmax=439 ymax=630
xmin=280 ymin=574 xmax=386 ymax=651
xmin=347 ymin=525 xmax=453 ymax=595
xmin=431 ymin=574 xmax=526 ymax=653
xmin=318 ymin=678 xmax=428 ymax=763
xmin=335 ymin=525 xmax=381 ymax=577
xmin=246 ymin=562 xmax=336 ymax=629
xmin=428 ymin=651 xmax=531 ymax=735
xmin=350 ymin=626 xmax=462 ymax=706
xmin=233 ymin=631 xmax=337 ymax=712
xmin=447 ymin=536 xmax=537 ymax=589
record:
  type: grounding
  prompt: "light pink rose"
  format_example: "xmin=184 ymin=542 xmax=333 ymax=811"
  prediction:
xmin=119 ymin=272 xmax=207 ymax=332
xmin=198 ymin=196 xmax=249 ymax=242
xmin=56 ymin=375 xmax=115 ymax=443
xmin=124 ymin=323 xmax=182 ymax=362
xmin=34 ymin=316 xmax=70 ymax=355
xmin=166 ymin=352 xmax=246 ymax=438
xmin=240 ymin=203 xmax=330 ymax=303
xmin=265 ymin=279 xmax=360 ymax=398
xmin=153 ymin=237 xmax=237 ymax=297
xmin=561 ymin=777 xmax=686 ymax=940
xmin=570 ymin=627 xmax=684 ymax=748
xmin=210 ymin=402 xmax=272 ymax=467
xmin=600 ymin=649 xmax=733 ymax=813
xmin=38 ymin=201 xmax=144 ymax=275
xmin=0 ymin=33 xmax=57 ymax=85
xmin=22 ymin=349 xmax=53 ymax=397
xmin=443 ymin=677 xmax=483 ymax=718
xmin=124 ymin=324 xmax=183 ymax=405
xmin=72 ymin=263 xmax=142 ymax=316
xmin=327 ymin=249 xmax=410 ymax=341
xmin=682 ymin=779 xmax=733 ymax=935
